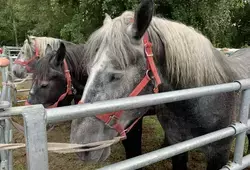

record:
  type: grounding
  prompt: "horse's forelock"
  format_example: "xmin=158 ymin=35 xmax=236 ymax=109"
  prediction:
xmin=33 ymin=55 xmax=52 ymax=81
xmin=85 ymin=11 xmax=141 ymax=70
xmin=35 ymin=37 xmax=61 ymax=57
xmin=21 ymin=36 xmax=62 ymax=60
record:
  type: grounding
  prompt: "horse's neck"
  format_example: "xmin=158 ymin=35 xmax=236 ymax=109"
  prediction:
xmin=65 ymin=44 xmax=86 ymax=91
xmin=149 ymin=30 xmax=175 ymax=90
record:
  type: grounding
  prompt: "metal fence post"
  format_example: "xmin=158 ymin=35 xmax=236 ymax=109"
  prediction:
xmin=22 ymin=105 xmax=49 ymax=170
xmin=0 ymin=64 xmax=7 ymax=170
xmin=0 ymin=50 xmax=12 ymax=170
xmin=233 ymin=89 xmax=250 ymax=165
xmin=0 ymin=120 xmax=7 ymax=170
xmin=5 ymin=58 xmax=13 ymax=170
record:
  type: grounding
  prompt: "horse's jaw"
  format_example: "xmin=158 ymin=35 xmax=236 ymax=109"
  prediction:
xmin=76 ymin=147 xmax=111 ymax=162
xmin=70 ymin=117 xmax=116 ymax=162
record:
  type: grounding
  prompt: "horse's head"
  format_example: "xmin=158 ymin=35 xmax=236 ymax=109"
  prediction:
xmin=70 ymin=0 xmax=155 ymax=162
xmin=12 ymin=35 xmax=39 ymax=78
xmin=27 ymin=42 xmax=69 ymax=108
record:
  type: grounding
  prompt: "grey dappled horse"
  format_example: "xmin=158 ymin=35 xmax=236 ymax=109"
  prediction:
xmin=26 ymin=42 xmax=156 ymax=165
xmin=70 ymin=0 xmax=250 ymax=169
xmin=12 ymin=35 xmax=74 ymax=78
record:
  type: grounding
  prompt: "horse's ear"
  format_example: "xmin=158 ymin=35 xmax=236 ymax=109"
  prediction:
xmin=26 ymin=35 xmax=31 ymax=44
xmin=103 ymin=13 xmax=112 ymax=25
xmin=45 ymin=44 xmax=52 ymax=54
xmin=55 ymin=42 xmax=66 ymax=66
xmin=131 ymin=0 xmax=154 ymax=40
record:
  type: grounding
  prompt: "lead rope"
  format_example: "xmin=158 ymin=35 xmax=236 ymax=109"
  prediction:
xmin=0 ymin=137 xmax=122 ymax=153
xmin=6 ymin=118 xmax=122 ymax=153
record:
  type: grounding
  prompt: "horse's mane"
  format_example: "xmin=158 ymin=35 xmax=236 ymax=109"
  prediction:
xmin=85 ymin=13 xmax=139 ymax=71
xmin=85 ymin=11 xmax=248 ymax=88
xmin=34 ymin=44 xmax=87 ymax=81
xmin=23 ymin=36 xmax=75 ymax=59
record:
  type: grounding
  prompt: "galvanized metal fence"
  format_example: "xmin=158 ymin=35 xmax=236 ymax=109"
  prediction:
xmin=0 ymin=45 xmax=30 ymax=170
xmin=1 ymin=47 xmax=250 ymax=170
xmin=0 ymin=46 xmax=32 ymax=105
xmin=0 ymin=47 xmax=14 ymax=170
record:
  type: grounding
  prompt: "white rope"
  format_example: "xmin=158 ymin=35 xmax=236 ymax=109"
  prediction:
xmin=0 ymin=137 xmax=122 ymax=153
xmin=5 ymin=118 xmax=124 ymax=154
xmin=8 ymin=72 xmax=32 ymax=86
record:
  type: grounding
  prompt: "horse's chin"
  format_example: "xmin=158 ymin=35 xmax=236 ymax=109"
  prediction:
xmin=14 ymin=71 xmax=27 ymax=79
xmin=76 ymin=147 xmax=111 ymax=162
xmin=12 ymin=65 xmax=28 ymax=79
xmin=27 ymin=97 xmax=53 ymax=108
xmin=43 ymin=103 xmax=53 ymax=108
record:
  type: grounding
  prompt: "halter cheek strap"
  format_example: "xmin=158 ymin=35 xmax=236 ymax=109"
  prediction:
xmin=25 ymin=59 xmax=73 ymax=108
xmin=78 ymin=31 xmax=162 ymax=139
xmin=14 ymin=40 xmax=40 ymax=72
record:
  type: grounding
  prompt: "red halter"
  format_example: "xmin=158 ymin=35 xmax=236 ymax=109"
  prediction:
xmin=25 ymin=59 xmax=73 ymax=108
xmin=78 ymin=32 xmax=162 ymax=139
xmin=14 ymin=40 xmax=39 ymax=72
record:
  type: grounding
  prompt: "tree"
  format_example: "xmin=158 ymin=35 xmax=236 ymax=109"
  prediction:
xmin=0 ymin=0 xmax=247 ymax=47
xmin=231 ymin=1 xmax=250 ymax=47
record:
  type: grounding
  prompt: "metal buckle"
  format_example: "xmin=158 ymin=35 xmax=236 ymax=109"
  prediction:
xmin=145 ymin=49 xmax=153 ymax=57
xmin=71 ymin=86 xmax=77 ymax=95
xmin=146 ymin=70 xmax=159 ymax=93
xmin=146 ymin=70 xmax=153 ymax=80
xmin=105 ymin=115 xmax=118 ymax=128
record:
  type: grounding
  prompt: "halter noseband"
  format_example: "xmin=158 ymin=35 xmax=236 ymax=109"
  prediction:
xmin=25 ymin=59 xmax=74 ymax=108
xmin=14 ymin=40 xmax=40 ymax=72
xmin=79 ymin=31 xmax=162 ymax=139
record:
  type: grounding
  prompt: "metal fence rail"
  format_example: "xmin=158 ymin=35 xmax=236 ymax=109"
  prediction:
xmin=1 ymin=79 xmax=250 ymax=170
xmin=45 ymin=79 xmax=249 ymax=123
xmin=98 ymin=121 xmax=250 ymax=170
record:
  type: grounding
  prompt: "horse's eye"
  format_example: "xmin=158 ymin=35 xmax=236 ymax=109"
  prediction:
xmin=40 ymin=81 xmax=49 ymax=88
xmin=110 ymin=73 xmax=122 ymax=82
xmin=41 ymin=84 xmax=48 ymax=88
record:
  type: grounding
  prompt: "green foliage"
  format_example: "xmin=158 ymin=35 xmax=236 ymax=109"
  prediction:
xmin=163 ymin=0 xmax=236 ymax=47
xmin=0 ymin=0 xmax=249 ymax=47
xmin=231 ymin=1 xmax=250 ymax=47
